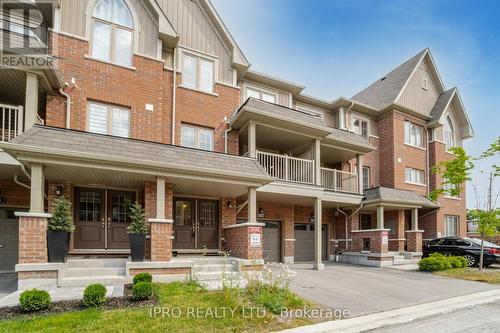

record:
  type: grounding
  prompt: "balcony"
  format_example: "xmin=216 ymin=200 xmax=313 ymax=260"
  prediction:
xmin=0 ymin=104 xmax=23 ymax=142
xmin=256 ymin=150 xmax=359 ymax=194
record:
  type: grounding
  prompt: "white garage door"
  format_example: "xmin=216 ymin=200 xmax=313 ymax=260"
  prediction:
xmin=294 ymin=223 xmax=327 ymax=262
xmin=262 ymin=221 xmax=281 ymax=263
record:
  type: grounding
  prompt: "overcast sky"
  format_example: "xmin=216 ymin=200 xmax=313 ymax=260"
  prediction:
xmin=213 ymin=0 xmax=500 ymax=209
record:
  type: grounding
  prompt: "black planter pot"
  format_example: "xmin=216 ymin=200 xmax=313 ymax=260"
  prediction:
xmin=129 ymin=233 xmax=145 ymax=262
xmin=47 ymin=231 xmax=70 ymax=263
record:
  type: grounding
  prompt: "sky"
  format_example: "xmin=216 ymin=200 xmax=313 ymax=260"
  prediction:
xmin=212 ymin=0 xmax=500 ymax=209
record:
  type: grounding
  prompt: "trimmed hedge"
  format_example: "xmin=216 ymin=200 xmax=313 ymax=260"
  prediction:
xmin=19 ymin=289 xmax=51 ymax=312
xmin=83 ymin=284 xmax=107 ymax=307
xmin=418 ymin=253 xmax=467 ymax=272
xmin=133 ymin=272 xmax=152 ymax=285
xmin=132 ymin=282 xmax=153 ymax=300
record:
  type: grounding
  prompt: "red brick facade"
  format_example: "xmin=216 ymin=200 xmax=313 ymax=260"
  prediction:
xmin=224 ymin=225 xmax=263 ymax=259
xmin=351 ymin=229 xmax=389 ymax=253
xmin=18 ymin=216 xmax=49 ymax=264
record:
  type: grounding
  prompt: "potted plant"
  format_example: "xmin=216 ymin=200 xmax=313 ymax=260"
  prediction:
xmin=47 ymin=197 xmax=74 ymax=263
xmin=127 ymin=201 xmax=147 ymax=262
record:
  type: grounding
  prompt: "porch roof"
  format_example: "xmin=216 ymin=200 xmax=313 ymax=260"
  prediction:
xmin=1 ymin=126 xmax=272 ymax=185
xmin=363 ymin=186 xmax=439 ymax=209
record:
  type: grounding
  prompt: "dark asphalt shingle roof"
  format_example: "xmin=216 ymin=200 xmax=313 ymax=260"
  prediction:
xmin=430 ymin=88 xmax=455 ymax=123
xmin=363 ymin=186 xmax=438 ymax=208
xmin=326 ymin=128 xmax=371 ymax=147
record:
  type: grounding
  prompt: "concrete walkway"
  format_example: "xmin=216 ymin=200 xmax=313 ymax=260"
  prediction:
xmin=290 ymin=262 xmax=498 ymax=316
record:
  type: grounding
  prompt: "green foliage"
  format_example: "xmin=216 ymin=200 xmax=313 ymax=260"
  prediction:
xmin=132 ymin=282 xmax=153 ymax=300
xmin=19 ymin=289 xmax=51 ymax=312
xmin=429 ymin=147 xmax=473 ymax=201
xmin=127 ymin=201 xmax=147 ymax=234
xmin=419 ymin=253 xmax=467 ymax=272
xmin=469 ymin=209 xmax=500 ymax=238
xmin=481 ymin=136 xmax=500 ymax=176
xmin=132 ymin=272 xmax=152 ymax=285
xmin=82 ymin=284 xmax=107 ymax=308
xmin=246 ymin=280 xmax=286 ymax=314
xmin=48 ymin=197 xmax=75 ymax=232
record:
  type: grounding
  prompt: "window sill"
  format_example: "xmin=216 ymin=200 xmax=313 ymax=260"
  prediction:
xmin=178 ymin=85 xmax=219 ymax=97
xmin=445 ymin=150 xmax=457 ymax=156
xmin=444 ymin=196 xmax=461 ymax=201
xmin=404 ymin=143 xmax=426 ymax=151
xmin=84 ymin=55 xmax=136 ymax=71
xmin=404 ymin=181 xmax=426 ymax=187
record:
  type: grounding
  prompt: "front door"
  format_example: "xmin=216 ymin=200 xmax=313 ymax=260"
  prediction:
xmin=74 ymin=187 xmax=136 ymax=250
xmin=173 ymin=197 xmax=219 ymax=250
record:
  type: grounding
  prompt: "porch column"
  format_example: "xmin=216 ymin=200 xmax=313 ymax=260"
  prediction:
xmin=356 ymin=154 xmax=363 ymax=194
xmin=411 ymin=208 xmax=418 ymax=230
xmin=248 ymin=122 xmax=256 ymax=158
xmin=30 ymin=163 xmax=45 ymax=213
xmin=376 ymin=205 xmax=384 ymax=229
xmin=314 ymin=139 xmax=321 ymax=186
xmin=407 ymin=208 xmax=423 ymax=253
xmin=248 ymin=186 xmax=257 ymax=223
xmin=156 ymin=177 xmax=166 ymax=219
xmin=148 ymin=178 xmax=173 ymax=262
xmin=25 ymin=73 xmax=39 ymax=130
xmin=339 ymin=106 xmax=346 ymax=130
xmin=313 ymin=197 xmax=324 ymax=270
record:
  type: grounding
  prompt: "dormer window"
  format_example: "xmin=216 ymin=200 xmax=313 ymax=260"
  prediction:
xmin=91 ymin=0 xmax=134 ymax=67
xmin=444 ymin=115 xmax=455 ymax=150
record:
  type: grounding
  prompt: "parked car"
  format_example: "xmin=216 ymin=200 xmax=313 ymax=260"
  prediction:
xmin=422 ymin=236 xmax=500 ymax=267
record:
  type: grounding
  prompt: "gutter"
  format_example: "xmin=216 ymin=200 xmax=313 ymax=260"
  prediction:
xmin=224 ymin=117 xmax=232 ymax=154
xmin=59 ymin=85 xmax=71 ymax=129
xmin=336 ymin=203 xmax=364 ymax=251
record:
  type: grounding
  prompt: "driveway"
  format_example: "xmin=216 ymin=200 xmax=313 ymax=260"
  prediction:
xmin=0 ymin=273 xmax=17 ymax=300
xmin=290 ymin=262 xmax=499 ymax=316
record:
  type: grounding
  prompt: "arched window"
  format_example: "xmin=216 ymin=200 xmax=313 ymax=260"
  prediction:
xmin=91 ymin=0 xmax=133 ymax=66
xmin=444 ymin=115 xmax=455 ymax=150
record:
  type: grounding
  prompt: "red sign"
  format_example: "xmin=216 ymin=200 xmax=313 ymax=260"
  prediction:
xmin=249 ymin=227 xmax=262 ymax=234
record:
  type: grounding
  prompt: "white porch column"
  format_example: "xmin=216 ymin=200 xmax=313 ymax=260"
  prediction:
xmin=339 ymin=106 xmax=346 ymax=130
xmin=411 ymin=208 xmax=419 ymax=230
xmin=30 ymin=163 xmax=45 ymax=213
xmin=313 ymin=197 xmax=325 ymax=270
xmin=314 ymin=139 xmax=321 ymax=186
xmin=156 ymin=177 xmax=166 ymax=219
xmin=376 ymin=205 xmax=384 ymax=229
xmin=25 ymin=73 xmax=39 ymax=130
xmin=248 ymin=187 xmax=257 ymax=223
xmin=248 ymin=122 xmax=256 ymax=158
xmin=356 ymin=154 xmax=363 ymax=194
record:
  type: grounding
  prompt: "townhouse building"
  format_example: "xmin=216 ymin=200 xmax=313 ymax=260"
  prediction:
xmin=0 ymin=0 xmax=473 ymax=288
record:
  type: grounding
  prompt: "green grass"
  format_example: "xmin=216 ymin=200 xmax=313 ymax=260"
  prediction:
xmin=0 ymin=281 xmax=318 ymax=333
xmin=435 ymin=267 xmax=500 ymax=285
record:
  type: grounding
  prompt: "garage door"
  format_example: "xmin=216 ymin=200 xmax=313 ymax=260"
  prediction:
xmin=294 ymin=223 xmax=327 ymax=262
xmin=262 ymin=221 xmax=281 ymax=263
xmin=0 ymin=208 xmax=19 ymax=273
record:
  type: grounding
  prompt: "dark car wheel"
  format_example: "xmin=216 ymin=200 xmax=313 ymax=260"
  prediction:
xmin=463 ymin=254 xmax=477 ymax=267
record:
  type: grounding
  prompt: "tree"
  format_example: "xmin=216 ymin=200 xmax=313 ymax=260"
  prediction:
xmin=48 ymin=197 xmax=75 ymax=232
xmin=127 ymin=201 xmax=147 ymax=234
xmin=469 ymin=208 xmax=500 ymax=271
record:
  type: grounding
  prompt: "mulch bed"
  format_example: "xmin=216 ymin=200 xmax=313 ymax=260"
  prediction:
xmin=0 ymin=284 xmax=158 ymax=321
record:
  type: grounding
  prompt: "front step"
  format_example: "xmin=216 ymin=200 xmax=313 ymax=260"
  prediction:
xmin=65 ymin=258 xmax=128 ymax=268
xmin=59 ymin=276 xmax=125 ymax=287
xmin=63 ymin=267 xmax=126 ymax=278
xmin=59 ymin=258 xmax=127 ymax=288
xmin=393 ymin=259 xmax=420 ymax=266
xmin=192 ymin=263 xmax=235 ymax=273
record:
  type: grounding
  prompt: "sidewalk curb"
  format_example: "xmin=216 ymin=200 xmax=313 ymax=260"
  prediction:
xmin=275 ymin=289 xmax=500 ymax=333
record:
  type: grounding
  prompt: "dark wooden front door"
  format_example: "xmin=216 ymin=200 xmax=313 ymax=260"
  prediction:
xmin=173 ymin=198 xmax=219 ymax=250
xmin=74 ymin=187 xmax=136 ymax=250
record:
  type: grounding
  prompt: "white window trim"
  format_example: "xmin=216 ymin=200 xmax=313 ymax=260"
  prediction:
xmin=179 ymin=49 xmax=218 ymax=94
xmin=295 ymin=104 xmax=324 ymax=120
xmin=444 ymin=215 xmax=459 ymax=237
xmin=181 ymin=124 xmax=215 ymax=151
xmin=243 ymin=83 xmax=278 ymax=104
xmin=351 ymin=115 xmax=369 ymax=138
xmin=404 ymin=167 xmax=426 ymax=186
xmin=87 ymin=101 xmax=130 ymax=137
xmin=362 ymin=166 xmax=370 ymax=190
xmin=404 ymin=121 xmax=425 ymax=149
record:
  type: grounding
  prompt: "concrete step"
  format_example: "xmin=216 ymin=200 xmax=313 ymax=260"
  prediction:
xmin=192 ymin=264 xmax=237 ymax=273
xmin=65 ymin=258 xmax=128 ymax=268
xmin=202 ymin=278 xmax=248 ymax=291
xmin=393 ymin=259 xmax=419 ymax=266
xmin=59 ymin=276 xmax=125 ymax=287
xmin=63 ymin=267 xmax=126 ymax=278
xmin=196 ymin=271 xmax=240 ymax=281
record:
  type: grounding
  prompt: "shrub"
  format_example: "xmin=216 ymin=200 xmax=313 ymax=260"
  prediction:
xmin=83 ymin=284 xmax=107 ymax=307
xmin=449 ymin=256 xmax=467 ymax=268
xmin=132 ymin=282 xmax=153 ymax=300
xmin=419 ymin=254 xmax=468 ymax=272
xmin=255 ymin=288 xmax=284 ymax=314
xmin=19 ymin=289 xmax=51 ymax=312
xmin=127 ymin=202 xmax=147 ymax=234
xmin=48 ymin=197 xmax=74 ymax=232
xmin=133 ymin=272 xmax=152 ymax=285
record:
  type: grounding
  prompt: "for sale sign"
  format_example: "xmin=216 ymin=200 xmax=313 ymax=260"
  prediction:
xmin=250 ymin=234 xmax=261 ymax=247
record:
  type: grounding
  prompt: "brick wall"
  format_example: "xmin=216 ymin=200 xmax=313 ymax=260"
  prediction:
xmin=364 ymin=136 xmax=380 ymax=188
xmin=224 ymin=225 xmax=263 ymax=259
xmin=18 ymin=216 xmax=48 ymax=264
xmin=351 ymin=229 xmax=388 ymax=253
xmin=378 ymin=111 xmax=395 ymax=188
xmin=18 ymin=270 xmax=58 ymax=280
xmin=0 ymin=180 xmax=30 ymax=209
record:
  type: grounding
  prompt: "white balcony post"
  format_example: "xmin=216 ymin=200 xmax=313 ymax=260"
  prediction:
xmin=333 ymin=169 xmax=337 ymax=191
xmin=25 ymin=73 xmax=39 ymax=130
xmin=156 ymin=177 xmax=166 ymax=220
xmin=356 ymin=154 xmax=363 ymax=194
xmin=376 ymin=205 xmax=384 ymax=229
xmin=248 ymin=122 xmax=256 ymax=158
xmin=411 ymin=208 xmax=419 ymax=230
xmin=248 ymin=187 xmax=257 ymax=223
xmin=30 ymin=163 xmax=45 ymax=213
xmin=314 ymin=139 xmax=321 ymax=186
xmin=313 ymin=197 xmax=324 ymax=270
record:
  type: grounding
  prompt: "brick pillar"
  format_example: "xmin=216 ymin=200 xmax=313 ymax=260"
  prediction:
xmin=16 ymin=213 xmax=51 ymax=264
xmin=406 ymin=230 xmax=423 ymax=253
xmin=389 ymin=210 xmax=405 ymax=252
xmin=224 ymin=224 xmax=263 ymax=259
xmin=150 ymin=222 xmax=173 ymax=261
xmin=351 ymin=229 xmax=390 ymax=253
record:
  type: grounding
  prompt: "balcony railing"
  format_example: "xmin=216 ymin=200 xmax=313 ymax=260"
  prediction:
xmin=321 ymin=167 xmax=358 ymax=194
xmin=1 ymin=104 xmax=23 ymax=142
xmin=257 ymin=150 xmax=314 ymax=184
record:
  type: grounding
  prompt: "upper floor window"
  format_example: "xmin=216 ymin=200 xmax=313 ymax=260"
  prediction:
xmin=445 ymin=215 xmax=459 ymax=236
xmin=181 ymin=124 xmax=214 ymax=151
xmin=443 ymin=178 xmax=460 ymax=198
xmin=88 ymin=101 xmax=130 ymax=137
xmin=245 ymin=87 xmax=276 ymax=103
xmin=182 ymin=53 xmax=214 ymax=93
xmin=444 ymin=116 xmax=455 ymax=150
xmin=352 ymin=117 xmax=368 ymax=138
xmin=92 ymin=0 xmax=133 ymax=67
xmin=404 ymin=121 xmax=424 ymax=148
xmin=405 ymin=167 xmax=425 ymax=185
xmin=362 ymin=166 xmax=370 ymax=190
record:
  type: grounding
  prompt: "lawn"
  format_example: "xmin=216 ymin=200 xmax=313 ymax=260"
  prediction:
xmin=435 ymin=267 xmax=500 ymax=285
xmin=0 ymin=282 xmax=322 ymax=333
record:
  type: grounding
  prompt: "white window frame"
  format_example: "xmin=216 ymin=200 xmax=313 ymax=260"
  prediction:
xmin=245 ymin=86 xmax=277 ymax=104
xmin=445 ymin=215 xmax=459 ymax=236
xmin=444 ymin=115 xmax=455 ymax=151
xmin=296 ymin=104 xmax=324 ymax=120
xmin=362 ymin=166 xmax=370 ymax=190
xmin=443 ymin=178 xmax=460 ymax=199
xmin=87 ymin=101 xmax=130 ymax=137
xmin=405 ymin=167 xmax=425 ymax=186
xmin=181 ymin=124 xmax=214 ymax=151
xmin=181 ymin=51 xmax=215 ymax=93
xmin=404 ymin=121 xmax=424 ymax=148
xmin=352 ymin=116 xmax=369 ymax=138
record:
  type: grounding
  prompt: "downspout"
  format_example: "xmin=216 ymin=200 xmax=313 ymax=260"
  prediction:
xmin=171 ymin=47 xmax=177 ymax=145
xmin=425 ymin=127 xmax=430 ymax=195
xmin=14 ymin=166 xmax=48 ymax=199
xmin=224 ymin=117 xmax=232 ymax=154
xmin=14 ymin=174 xmax=30 ymax=190
xmin=337 ymin=203 xmax=364 ymax=251
xmin=59 ymin=84 xmax=71 ymax=129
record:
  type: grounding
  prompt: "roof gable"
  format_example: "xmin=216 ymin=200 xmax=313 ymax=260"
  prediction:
xmin=430 ymin=88 xmax=474 ymax=138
